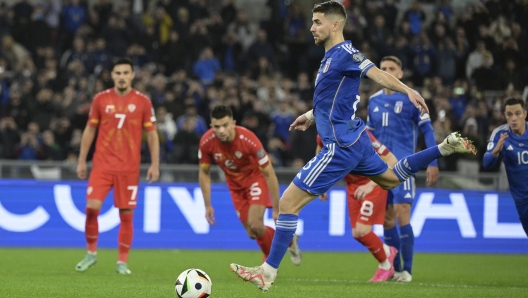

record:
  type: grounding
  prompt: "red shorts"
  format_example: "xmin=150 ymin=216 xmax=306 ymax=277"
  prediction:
xmin=347 ymin=183 xmax=387 ymax=228
xmin=87 ymin=169 xmax=140 ymax=209
xmin=230 ymin=176 xmax=272 ymax=223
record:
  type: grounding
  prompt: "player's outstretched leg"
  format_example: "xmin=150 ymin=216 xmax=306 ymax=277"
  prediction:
xmin=288 ymin=234 xmax=302 ymax=266
xmin=392 ymin=132 xmax=476 ymax=182
xmin=230 ymin=263 xmax=276 ymax=291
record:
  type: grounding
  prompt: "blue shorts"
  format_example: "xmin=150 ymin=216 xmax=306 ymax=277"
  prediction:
xmin=293 ymin=131 xmax=388 ymax=195
xmin=387 ymin=176 xmax=416 ymax=205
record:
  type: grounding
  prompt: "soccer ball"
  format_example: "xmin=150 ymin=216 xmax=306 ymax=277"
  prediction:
xmin=175 ymin=268 xmax=212 ymax=298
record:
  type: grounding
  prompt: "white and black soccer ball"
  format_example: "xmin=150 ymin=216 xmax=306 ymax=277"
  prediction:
xmin=175 ymin=268 xmax=212 ymax=298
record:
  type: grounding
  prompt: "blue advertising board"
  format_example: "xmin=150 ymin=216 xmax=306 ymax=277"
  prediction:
xmin=0 ymin=180 xmax=526 ymax=253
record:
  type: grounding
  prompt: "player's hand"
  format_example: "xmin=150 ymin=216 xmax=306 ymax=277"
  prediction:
xmin=146 ymin=165 xmax=159 ymax=183
xmin=319 ymin=192 xmax=328 ymax=202
xmin=406 ymin=89 xmax=429 ymax=116
xmin=272 ymin=207 xmax=279 ymax=223
xmin=426 ymin=166 xmax=439 ymax=187
xmin=289 ymin=114 xmax=313 ymax=131
xmin=492 ymin=133 xmax=508 ymax=157
xmin=76 ymin=161 xmax=87 ymax=180
xmin=354 ymin=183 xmax=376 ymax=200
xmin=205 ymin=205 xmax=216 ymax=225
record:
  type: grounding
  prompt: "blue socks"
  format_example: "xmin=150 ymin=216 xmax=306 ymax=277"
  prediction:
xmin=384 ymin=226 xmax=401 ymax=272
xmin=265 ymin=214 xmax=298 ymax=269
xmin=400 ymin=224 xmax=414 ymax=274
xmin=393 ymin=146 xmax=442 ymax=181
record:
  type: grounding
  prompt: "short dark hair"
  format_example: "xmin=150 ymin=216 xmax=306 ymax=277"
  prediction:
xmin=112 ymin=57 xmax=134 ymax=71
xmin=211 ymin=105 xmax=233 ymax=120
xmin=380 ymin=56 xmax=403 ymax=69
xmin=504 ymin=97 xmax=525 ymax=110
xmin=313 ymin=1 xmax=346 ymax=20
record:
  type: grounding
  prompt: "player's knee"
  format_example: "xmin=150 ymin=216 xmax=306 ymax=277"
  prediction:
xmin=248 ymin=221 xmax=265 ymax=237
xmin=384 ymin=217 xmax=396 ymax=229
xmin=279 ymin=198 xmax=294 ymax=214
xmin=86 ymin=199 xmax=102 ymax=210
xmin=352 ymin=229 xmax=368 ymax=238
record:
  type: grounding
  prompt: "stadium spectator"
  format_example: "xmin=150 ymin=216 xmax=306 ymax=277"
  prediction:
xmin=169 ymin=116 xmax=200 ymax=164
xmin=466 ymin=40 xmax=493 ymax=78
xmin=192 ymin=47 xmax=221 ymax=85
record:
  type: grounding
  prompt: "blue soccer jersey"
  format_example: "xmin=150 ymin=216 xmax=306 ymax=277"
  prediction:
xmin=366 ymin=90 xmax=433 ymax=160
xmin=483 ymin=123 xmax=528 ymax=203
xmin=293 ymin=41 xmax=389 ymax=195
xmin=313 ymin=41 xmax=375 ymax=147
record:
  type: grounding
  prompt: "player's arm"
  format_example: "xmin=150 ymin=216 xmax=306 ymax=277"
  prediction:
xmin=483 ymin=132 xmax=507 ymax=169
xmin=198 ymin=162 xmax=215 ymax=225
xmin=77 ymin=98 xmax=100 ymax=180
xmin=143 ymin=100 xmax=160 ymax=183
xmin=146 ymin=130 xmax=160 ymax=183
xmin=416 ymin=112 xmax=439 ymax=186
xmin=77 ymin=125 xmax=97 ymax=180
xmin=260 ymin=163 xmax=280 ymax=219
xmin=366 ymin=66 xmax=429 ymax=115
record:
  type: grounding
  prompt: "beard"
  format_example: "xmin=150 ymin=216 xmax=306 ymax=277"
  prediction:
xmin=315 ymin=34 xmax=330 ymax=46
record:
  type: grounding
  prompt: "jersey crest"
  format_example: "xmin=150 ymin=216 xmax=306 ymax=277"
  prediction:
xmin=105 ymin=105 xmax=115 ymax=113
xmin=128 ymin=104 xmax=136 ymax=112
xmin=394 ymin=101 xmax=403 ymax=114
xmin=323 ymin=58 xmax=332 ymax=73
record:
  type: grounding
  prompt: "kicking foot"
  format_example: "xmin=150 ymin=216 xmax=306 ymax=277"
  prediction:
xmin=439 ymin=131 xmax=477 ymax=155
xmin=116 ymin=262 xmax=131 ymax=274
xmin=75 ymin=253 xmax=97 ymax=272
xmin=230 ymin=263 xmax=275 ymax=291
xmin=369 ymin=246 xmax=397 ymax=282
xmin=395 ymin=270 xmax=412 ymax=282
xmin=288 ymin=234 xmax=302 ymax=266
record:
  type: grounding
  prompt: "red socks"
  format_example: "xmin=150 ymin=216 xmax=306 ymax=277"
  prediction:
xmin=118 ymin=212 xmax=134 ymax=263
xmin=256 ymin=226 xmax=275 ymax=258
xmin=85 ymin=208 xmax=100 ymax=253
xmin=355 ymin=231 xmax=387 ymax=263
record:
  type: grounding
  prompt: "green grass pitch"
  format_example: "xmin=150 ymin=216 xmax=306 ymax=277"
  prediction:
xmin=1 ymin=248 xmax=527 ymax=297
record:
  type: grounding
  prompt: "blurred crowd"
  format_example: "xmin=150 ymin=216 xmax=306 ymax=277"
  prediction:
xmin=0 ymin=0 xmax=526 ymax=172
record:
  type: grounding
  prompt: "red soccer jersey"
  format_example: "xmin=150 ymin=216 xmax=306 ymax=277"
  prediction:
xmin=316 ymin=130 xmax=390 ymax=185
xmin=199 ymin=126 xmax=270 ymax=190
xmin=87 ymin=88 xmax=156 ymax=174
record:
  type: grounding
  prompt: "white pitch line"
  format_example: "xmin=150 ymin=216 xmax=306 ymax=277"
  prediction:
xmin=282 ymin=278 xmax=528 ymax=290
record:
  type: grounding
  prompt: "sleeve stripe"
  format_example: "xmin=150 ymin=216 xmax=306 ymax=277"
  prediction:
xmin=360 ymin=62 xmax=374 ymax=77
xmin=418 ymin=119 xmax=431 ymax=125
xmin=489 ymin=124 xmax=509 ymax=141
xmin=258 ymin=155 xmax=269 ymax=165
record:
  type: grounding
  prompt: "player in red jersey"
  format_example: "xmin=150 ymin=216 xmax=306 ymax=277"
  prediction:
xmin=198 ymin=105 xmax=301 ymax=265
xmin=75 ymin=58 xmax=160 ymax=274
xmin=316 ymin=131 xmax=398 ymax=281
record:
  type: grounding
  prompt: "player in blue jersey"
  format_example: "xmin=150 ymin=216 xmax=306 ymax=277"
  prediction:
xmin=230 ymin=1 xmax=476 ymax=291
xmin=366 ymin=56 xmax=439 ymax=282
xmin=483 ymin=98 xmax=528 ymax=236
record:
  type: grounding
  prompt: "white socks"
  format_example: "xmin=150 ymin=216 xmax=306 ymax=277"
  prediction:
xmin=379 ymin=244 xmax=392 ymax=270
xmin=262 ymin=262 xmax=278 ymax=277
